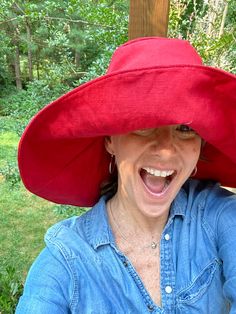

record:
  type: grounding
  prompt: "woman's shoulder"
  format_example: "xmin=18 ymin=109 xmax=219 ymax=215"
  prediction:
xmin=44 ymin=196 xmax=108 ymax=258
xmin=184 ymin=179 xmax=236 ymax=206
xmin=184 ymin=179 xmax=236 ymax=230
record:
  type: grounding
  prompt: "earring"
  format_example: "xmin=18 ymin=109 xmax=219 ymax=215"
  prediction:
xmin=191 ymin=166 xmax=197 ymax=177
xmin=109 ymin=154 xmax=116 ymax=174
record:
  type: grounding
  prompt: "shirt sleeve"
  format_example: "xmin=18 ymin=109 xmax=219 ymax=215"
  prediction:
xmin=216 ymin=195 xmax=236 ymax=313
xmin=15 ymin=246 xmax=75 ymax=314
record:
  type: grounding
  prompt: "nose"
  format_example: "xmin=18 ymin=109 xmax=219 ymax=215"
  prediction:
xmin=150 ymin=127 xmax=176 ymax=156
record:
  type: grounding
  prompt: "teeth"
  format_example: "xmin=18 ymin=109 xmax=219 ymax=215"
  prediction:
xmin=143 ymin=167 xmax=174 ymax=177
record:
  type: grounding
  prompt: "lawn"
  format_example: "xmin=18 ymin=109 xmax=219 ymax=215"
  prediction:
xmin=0 ymin=119 xmax=57 ymax=277
xmin=0 ymin=116 xmax=86 ymax=312
xmin=0 ymin=182 xmax=60 ymax=277
xmin=0 ymin=116 xmax=84 ymax=282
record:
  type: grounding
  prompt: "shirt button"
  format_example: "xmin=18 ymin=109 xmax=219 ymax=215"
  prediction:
xmin=147 ymin=305 xmax=154 ymax=312
xmin=164 ymin=233 xmax=170 ymax=241
xmin=165 ymin=285 xmax=172 ymax=294
xmin=123 ymin=260 xmax=128 ymax=267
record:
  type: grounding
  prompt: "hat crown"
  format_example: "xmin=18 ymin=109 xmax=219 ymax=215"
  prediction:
xmin=107 ymin=37 xmax=203 ymax=74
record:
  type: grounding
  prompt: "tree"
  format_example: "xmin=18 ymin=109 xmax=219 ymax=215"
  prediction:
xmin=0 ymin=0 xmax=129 ymax=88
xmin=168 ymin=0 xmax=236 ymax=73
xmin=0 ymin=0 xmax=235 ymax=91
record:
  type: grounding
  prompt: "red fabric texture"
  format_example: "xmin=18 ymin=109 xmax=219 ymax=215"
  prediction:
xmin=18 ymin=37 xmax=236 ymax=206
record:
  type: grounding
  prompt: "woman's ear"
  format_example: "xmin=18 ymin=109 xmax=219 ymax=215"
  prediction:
xmin=104 ymin=136 xmax=113 ymax=155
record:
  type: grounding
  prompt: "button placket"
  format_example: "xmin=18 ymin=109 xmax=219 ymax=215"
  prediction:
xmin=164 ymin=233 xmax=170 ymax=241
xmin=165 ymin=286 xmax=172 ymax=294
xmin=160 ymin=226 xmax=175 ymax=311
xmin=118 ymin=254 xmax=159 ymax=313
xmin=147 ymin=304 xmax=154 ymax=312
xmin=123 ymin=260 xmax=128 ymax=267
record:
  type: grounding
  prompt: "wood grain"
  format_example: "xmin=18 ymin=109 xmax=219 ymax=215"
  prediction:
xmin=128 ymin=0 xmax=170 ymax=39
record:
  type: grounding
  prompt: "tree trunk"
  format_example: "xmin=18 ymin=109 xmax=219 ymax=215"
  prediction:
xmin=6 ymin=54 xmax=16 ymax=82
xmin=36 ymin=59 xmax=40 ymax=80
xmin=219 ymin=1 xmax=228 ymax=37
xmin=6 ymin=23 xmax=23 ymax=89
xmin=75 ymin=50 xmax=80 ymax=68
xmin=14 ymin=43 xmax=22 ymax=89
xmin=26 ymin=19 xmax=34 ymax=80
xmin=128 ymin=0 xmax=170 ymax=39
xmin=207 ymin=0 xmax=223 ymax=36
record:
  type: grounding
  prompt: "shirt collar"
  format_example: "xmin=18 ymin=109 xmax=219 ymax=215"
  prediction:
xmin=169 ymin=187 xmax=187 ymax=219
xmin=86 ymin=187 xmax=188 ymax=250
xmin=85 ymin=195 xmax=115 ymax=250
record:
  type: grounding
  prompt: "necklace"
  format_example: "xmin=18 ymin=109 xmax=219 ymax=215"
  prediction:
xmin=108 ymin=201 xmax=159 ymax=250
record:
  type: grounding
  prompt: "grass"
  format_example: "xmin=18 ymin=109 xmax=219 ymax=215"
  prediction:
xmin=0 ymin=123 xmax=58 ymax=278
xmin=0 ymin=182 xmax=59 ymax=278
xmin=0 ymin=132 xmax=18 ymax=168
xmin=0 ymin=111 xmax=85 ymax=313
xmin=0 ymin=118 xmax=85 ymax=281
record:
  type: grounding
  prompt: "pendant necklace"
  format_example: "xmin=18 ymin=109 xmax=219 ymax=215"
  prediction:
xmin=108 ymin=201 xmax=159 ymax=250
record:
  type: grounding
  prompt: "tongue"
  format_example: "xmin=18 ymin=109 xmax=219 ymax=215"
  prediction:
xmin=140 ymin=169 xmax=167 ymax=194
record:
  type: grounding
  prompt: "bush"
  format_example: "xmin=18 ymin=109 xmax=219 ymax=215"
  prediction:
xmin=0 ymin=117 xmax=21 ymax=134
xmin=0 ymin=266 xmax=24 ymax=314
xmin=0 ymin=162 xmax=21 ymax=187
xmin=0 ymin=80 xmax=71 ymax=123
xmin=53 ymin=204 xmax=88 ymax=218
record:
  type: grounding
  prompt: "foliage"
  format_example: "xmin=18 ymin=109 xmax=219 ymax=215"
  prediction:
xmin=0 ymin=127 xmax=19 ymax=188
xmin=0 ymin=180 xmax=60 ymax=312
xmin=0 ymin=80 xmax=71 ymax=136
xmin=0 ymin=266 xmax=24 ymax=314
xmin=0 ymin=0 xmax=235 ymax=118
xmin=0 ymin=161 xmax=20 ymax=187
xmin=53 ymin=204 xmax=88 ymax=218
xmin=0 ymin=119 xmax=87 ymax=280
xmin=168 ymin=0 xmax=236 ymax=73
xmin=0 ymin=0 xmax=128 ymax=89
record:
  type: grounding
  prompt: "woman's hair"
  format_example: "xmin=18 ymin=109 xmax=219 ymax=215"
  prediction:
xmin=100 ymin=171 xmax=118 ymax=197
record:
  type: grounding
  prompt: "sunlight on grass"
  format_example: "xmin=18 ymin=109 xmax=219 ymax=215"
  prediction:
xmin=0 ymin=182 xmax=59 ymax=279
xmin=0 ymin=131 xmax=19 ymax=147
xmin=0 ymin=130 xmax=19 ymax=169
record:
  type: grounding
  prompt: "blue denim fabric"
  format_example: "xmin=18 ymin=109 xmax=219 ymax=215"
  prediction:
xmin=16 ymin=179 xmax=236 ymax=313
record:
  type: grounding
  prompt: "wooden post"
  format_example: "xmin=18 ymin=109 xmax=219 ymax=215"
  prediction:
xmin=128 ymin=0 xmax=170 ymax=40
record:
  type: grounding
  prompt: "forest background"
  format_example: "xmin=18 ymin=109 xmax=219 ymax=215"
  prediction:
xmin=0 ymin=0 xmax=235 ymax=312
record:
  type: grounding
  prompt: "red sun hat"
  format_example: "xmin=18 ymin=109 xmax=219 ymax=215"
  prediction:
xmin=18 ymin=37 xmax=236 ymax=206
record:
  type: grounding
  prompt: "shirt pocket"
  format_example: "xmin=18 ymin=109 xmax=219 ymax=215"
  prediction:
xmin=176 ymin=258 xmax=221 ymax=304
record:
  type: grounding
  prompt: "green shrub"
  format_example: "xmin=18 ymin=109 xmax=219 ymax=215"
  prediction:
xmin=0 ymin=266 xmax=24 ymax=314
xmin=0 ymin=117 xmax=21 ymax=135
xmin=53 ymin=204 xmax=88 ymax=218
xmin=0 ymin=162 xmax=21 ymax=187
xmin=0 ymin=80 xmax=71 ymax=123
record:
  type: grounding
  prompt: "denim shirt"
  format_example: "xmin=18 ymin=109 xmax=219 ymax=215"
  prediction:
xmin=16 ymin=180 xmax=236 ymax=314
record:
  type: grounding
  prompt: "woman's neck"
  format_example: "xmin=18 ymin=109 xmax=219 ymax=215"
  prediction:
xmin=107 ymin=194 xmax=169 ymax=243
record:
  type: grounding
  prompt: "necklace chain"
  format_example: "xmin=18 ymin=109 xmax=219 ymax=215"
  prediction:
xmin=108 ymin=201 xmax=159 ymax=250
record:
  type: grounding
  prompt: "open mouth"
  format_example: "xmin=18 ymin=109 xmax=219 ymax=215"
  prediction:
xmin=140 ymin=167 xmax=176 ymax=195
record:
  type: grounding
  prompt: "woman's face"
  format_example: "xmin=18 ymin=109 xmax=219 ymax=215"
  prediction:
xmin=105 ymin=125 xmax=202 ymax=218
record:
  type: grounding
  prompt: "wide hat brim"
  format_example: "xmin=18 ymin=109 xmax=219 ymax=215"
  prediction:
xmin=18 ymin=39 xmax=236 ymax=206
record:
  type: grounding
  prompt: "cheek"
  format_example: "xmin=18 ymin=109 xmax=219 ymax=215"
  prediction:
xmin=180 ymin=140 xmax=201 ymax=165
xmin=191 ymin=141 xmax=202 ymax=161
xmin=192 ymin=145 xmax=200 ymax=154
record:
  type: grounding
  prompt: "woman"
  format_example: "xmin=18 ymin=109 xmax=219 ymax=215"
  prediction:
xmin=16 ymin=37 xmax=236 ymax=313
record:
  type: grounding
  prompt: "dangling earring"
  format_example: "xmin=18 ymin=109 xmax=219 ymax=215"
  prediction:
xmin=109 ymin=154 xmax=116 ymax=174
xmin=191 ymin=166 xmax=197 ymax=177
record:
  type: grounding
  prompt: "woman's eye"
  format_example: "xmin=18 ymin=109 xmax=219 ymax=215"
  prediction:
xmin=132 ymin=128 xmax=156 ymax=136
xmin=177 ymin=125 xmax=194 ymax=132
xmin=176 ymin=125 xmax=198 ymax=138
